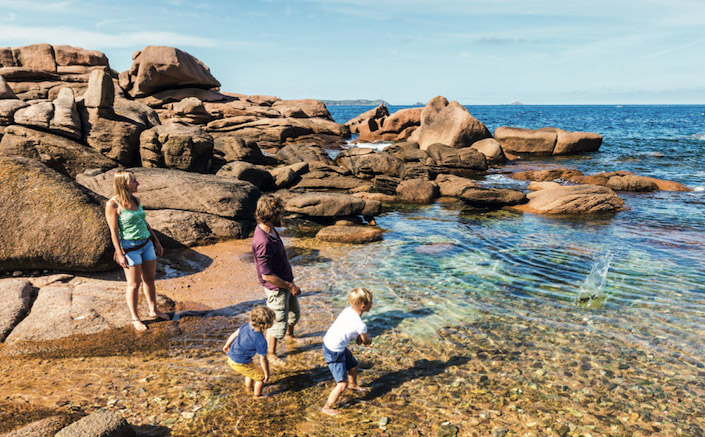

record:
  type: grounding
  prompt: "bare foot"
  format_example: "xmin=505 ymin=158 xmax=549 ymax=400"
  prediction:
xmin=132 ymin=319 xmax=148 ymax=331
xmin=320 ymin=405 xmax=340 ymax=416
xmin=267 ymin=355 xmax=287 ymax=366
xmin=148 ymin=310 xmax=171 ymax=321
xmin=253 ymin=393 xmax=270 ymax=400
xmin=349 ymin=386 xmax=370 ymax=393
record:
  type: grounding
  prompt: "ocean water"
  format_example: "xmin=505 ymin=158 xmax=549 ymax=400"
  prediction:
xmin=302 ymin=105 xmax=705 ymax=366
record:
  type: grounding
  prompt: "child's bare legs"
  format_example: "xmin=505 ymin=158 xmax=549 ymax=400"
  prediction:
xmin=253 ymin=380 xmax=265 ymax=398
xmin=322 ymin=381 xmax=347 ymax=415
xmin=244 ymin=376 xmax=265 ymax=398
xmin=347 ymin=367 xmax=370 ymax=392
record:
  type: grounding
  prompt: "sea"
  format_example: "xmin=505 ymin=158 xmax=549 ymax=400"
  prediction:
xmin=282 ymin=104 xmax=705 ymax=432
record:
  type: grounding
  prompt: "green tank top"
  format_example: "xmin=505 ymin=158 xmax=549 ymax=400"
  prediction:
xmin=117 ymin=201 xmax=151 ymax=241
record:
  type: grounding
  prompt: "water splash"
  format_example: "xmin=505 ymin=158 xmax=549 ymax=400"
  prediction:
xmin=576 ymin=252 xmax=614 ymax=309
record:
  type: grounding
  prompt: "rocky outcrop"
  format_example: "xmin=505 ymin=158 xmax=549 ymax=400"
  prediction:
xmin=139 ymin=121 xmax=213 ymax=172
xmin=77 ymin=167 xmax=260 ymax=220
xmin=470 ymin=138 xmax=506 ymax=164
xmin=0 ymin=157 xmax=113 ymax=271
xmin=0 ymin=75 xmax=17 ymax=99
xmin=0 ymin=279 xmax=35 ymax=341
xmin=346 ymin=105 xmax=422 ymax=142
xmin=212 ymin=133 xmax=269 ymax=165
xmin=426 ymin=143 xmax=488 ymax=172
xmin=3 ymin=275 xmax=173 ymax=343
xmin=269 ymin=163 xmax=307 ymax=189
xmin=512 ymin=184 xmax=625 ymax=214
xmin=276 ymin=144 xmax=335 ymax=165
xmin=0 ymin=125 xmax=117 ymax=178
xmin=216 ymin=161 xmax=273 ymax=190
xmin=510 ymin=168 xmax=690 ymax=192
xmin=494 ymin=127 xmax=602 ymax=155
xmin=0 ymin=99 xmax=29 ymax=125
xmin=396 ymin=178 xmax=438 ymax=204
xmin=436 ymin=174 xmax=526 ymax=207
xmin=120 ymin=46 xmax=220 ymax=97
xmin=293 ymin=172 xmax=368 ymax=191
xmin=0 ymin=415 xmax=70 ymax=437
xmin=316 ymin=225 xmax=383 ymax=243
xmin=55 ymin=411 xmax=135 ymax=437
xmin=409 ymin=96 xmax=491 ymax=150
xmin=272 ymin=99 xmax=333 ymax=120
xmin=284 ymin=192 xmax=381 ymax=218
xmin=146 ymin=209 xmax=251 ymax=247
xmin=336 ymin=147 xmax=404 ymax=178
xmin=1 ymin=44 xmax=110 ymax=100
xmin=384 ymin=142 xmax=434 ymax=164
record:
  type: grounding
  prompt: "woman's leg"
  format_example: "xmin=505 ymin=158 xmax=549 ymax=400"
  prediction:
xmin=140 ymin=259 xmax=168 ymax=320
xmin=124 ymin=265 xmax=147 ymax=331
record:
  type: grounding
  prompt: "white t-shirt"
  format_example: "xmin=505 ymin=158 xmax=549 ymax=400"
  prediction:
xmin=323 ymin=307 xmax=367 ymax=352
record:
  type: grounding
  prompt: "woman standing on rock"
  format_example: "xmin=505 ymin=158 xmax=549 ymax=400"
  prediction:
xmin=105 ymin=170 xmax=169 ymax=331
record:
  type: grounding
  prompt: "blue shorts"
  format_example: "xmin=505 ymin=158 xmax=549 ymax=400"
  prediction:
xmin=322 ymin=344 xmax=358 ymax=383
xmin=121 ymin=238 xmax=156 ymax=267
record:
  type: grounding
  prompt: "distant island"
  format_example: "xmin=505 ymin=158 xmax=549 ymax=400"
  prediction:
xmin=323 ymin=99 xmax=390 ymax=106
xmin=506 ymin=101 xmax=524 ymax=105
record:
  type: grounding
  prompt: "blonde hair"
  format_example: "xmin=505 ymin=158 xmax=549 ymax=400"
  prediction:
xmin=349 ymin=287 xmax=373 ymax=307
xmin=250 ymin=306 xmax=275 ymax=332
xmin=255 ymin=195 xmax=283 ymax=224
xmin=113 ymin=170 xmax=136 ymax=209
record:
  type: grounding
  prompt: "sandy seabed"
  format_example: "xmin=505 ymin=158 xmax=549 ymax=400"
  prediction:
xmin=1 ymin=239 xmax=705 ymax=436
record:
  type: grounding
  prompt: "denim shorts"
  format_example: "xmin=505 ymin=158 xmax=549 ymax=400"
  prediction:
xmin=322 ymin=344 xmax=358 ymax=382
xmin=121 ymin=238 xmax=156 ymax=267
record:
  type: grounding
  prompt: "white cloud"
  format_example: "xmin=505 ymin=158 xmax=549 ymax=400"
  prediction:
xmin=0 ymin=25 xmax=257 ymax=49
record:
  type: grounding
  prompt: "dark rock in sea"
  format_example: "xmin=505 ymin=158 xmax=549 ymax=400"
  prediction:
xmin=426 ymin=143 xmax=488 ymax=171
xmin=470 ymin=138 xmax=506 ymax=164
xmin=0 ymin=156 xmax=113 ymax=272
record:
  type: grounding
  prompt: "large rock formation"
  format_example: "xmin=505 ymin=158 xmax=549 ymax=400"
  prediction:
xmin=146 ymin=209 xmax=251 ymax=247
xmin=1 ymin=44 xmax=110 ymax=100
xmin=284 ymin=192 xmax=382 ymax=218
xmin=120 ymin=46 xmax=220 ymax=97
xmin=346 ymin=105 xmax=422 ymax=142
xmin=512 ymin=184 xmax=625 ymax=214
xmin=316 ymin=225 xmax=383 ymax=243
xmin=77 ymin=167 xmax=260 ymax=220
xmin=494 ymin=127 xmax=602 ymax=155
xmin=409 ymin=96 xmax=492 ymax=150
xmin=0 ymin=125 xmax=117 ymax=177
xmin=510 ymin=168 xmax=690 ymax=192
xmin=139 ymin=121 xmax=213 ymax=172
xmin=336 ymin=147 xmax=405 ymax=178
xmin=0 ymin=279 xmax=34 ymax=341
xmin=0 ymin=157 xmax=113 ymax=271
xmin=55 ymin=411 xmax=135 ymax=437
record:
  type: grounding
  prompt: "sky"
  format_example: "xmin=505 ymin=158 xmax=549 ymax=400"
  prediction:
xmin=1 ymin=0 xmax=704 ymax=104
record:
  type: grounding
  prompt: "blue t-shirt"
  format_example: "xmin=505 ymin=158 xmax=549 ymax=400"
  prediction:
xmin=227 ymin=322 xmax=268 ymax=364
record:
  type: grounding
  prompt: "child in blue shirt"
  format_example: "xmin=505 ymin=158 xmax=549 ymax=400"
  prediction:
xmin=222 ymin=306 xmax=275 ymax=398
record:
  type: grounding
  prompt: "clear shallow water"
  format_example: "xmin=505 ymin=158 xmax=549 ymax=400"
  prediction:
xmin=307 ymin=105 xmax=705 ymax=366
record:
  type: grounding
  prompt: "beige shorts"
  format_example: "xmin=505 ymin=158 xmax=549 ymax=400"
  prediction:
xmin=264 ymin=287 xmax=300 ymax=340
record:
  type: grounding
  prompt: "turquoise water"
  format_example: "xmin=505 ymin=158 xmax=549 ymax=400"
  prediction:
xmin=297 ymin=105 xmax=705 ymax=367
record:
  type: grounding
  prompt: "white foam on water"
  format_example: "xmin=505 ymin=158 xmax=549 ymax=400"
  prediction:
xmin=576 ymin=252 xmax=614 ymax=308
xmin=694 ymin=186 xmax=704 ymax=192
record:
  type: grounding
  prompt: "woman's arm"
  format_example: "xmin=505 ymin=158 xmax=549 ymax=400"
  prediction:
xmin=145 ymin=222 xmax=164 ymax=257
xmin=105 ymin=200 xmax=128 ymax=268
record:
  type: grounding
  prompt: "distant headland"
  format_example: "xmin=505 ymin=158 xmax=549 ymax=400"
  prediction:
xmin=322 ymin=99 xmax=390 ymax=106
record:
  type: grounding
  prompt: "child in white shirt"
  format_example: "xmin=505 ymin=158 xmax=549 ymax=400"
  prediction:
xmin=321 ymin=288 xmax=373 ymax=416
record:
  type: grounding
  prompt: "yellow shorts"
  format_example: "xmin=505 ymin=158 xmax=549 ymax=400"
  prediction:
xmin=227 ymin=358 xmax=264 ymax=381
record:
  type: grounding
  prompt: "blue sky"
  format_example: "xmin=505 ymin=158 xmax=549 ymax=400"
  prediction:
xmin=1 ymin=0 xmax=704 ymax=104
